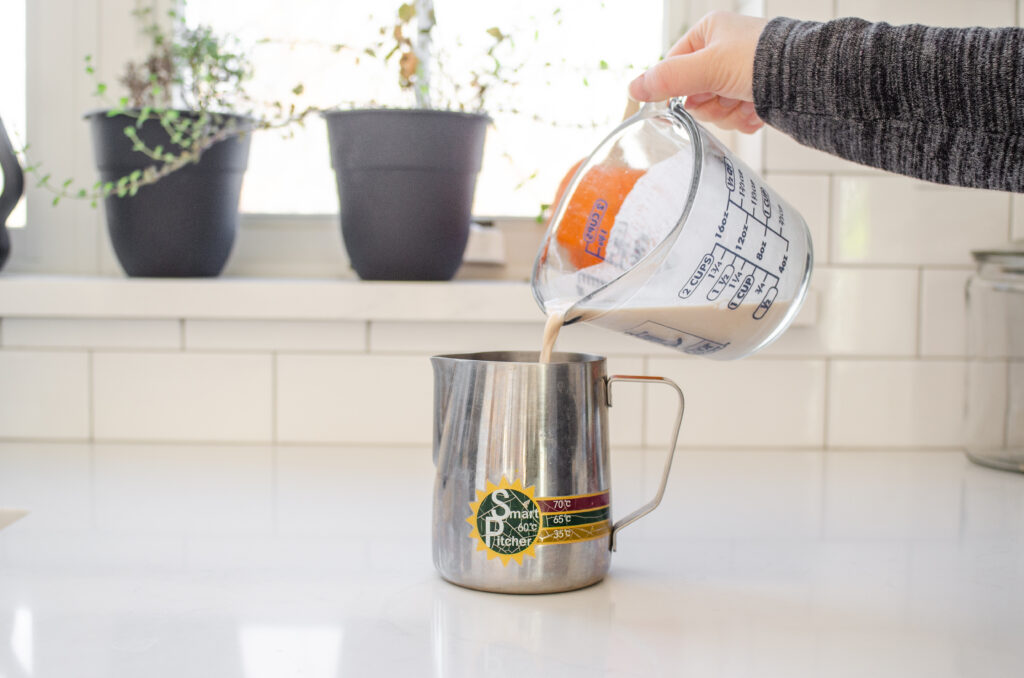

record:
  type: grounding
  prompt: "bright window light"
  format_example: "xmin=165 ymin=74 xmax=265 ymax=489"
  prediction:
xmin=185 ymin=0 xmax=664 ymax=217
xmin=0 ymin=0 xmax=27 ymax=228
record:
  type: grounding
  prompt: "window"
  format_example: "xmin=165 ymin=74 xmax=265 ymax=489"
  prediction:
xmin=185 ymin=0 xmax=666 ymax=218
xmin=0 ymin=0 xmax=27 ymax=228
xmin=14 ymin=0 xmax=702 ymax=274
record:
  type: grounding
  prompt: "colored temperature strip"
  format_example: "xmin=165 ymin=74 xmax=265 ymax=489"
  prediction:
xmin=535 ymin=490 xmax=611 ymax=545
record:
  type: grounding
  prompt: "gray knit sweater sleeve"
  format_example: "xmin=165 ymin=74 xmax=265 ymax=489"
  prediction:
xmin=753 ymin=17 xmax=1024 ymax=192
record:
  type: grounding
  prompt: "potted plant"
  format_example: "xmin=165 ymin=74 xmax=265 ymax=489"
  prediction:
xmin=322 ymin=0 xmax=508 ymax=281
xmin=89 ymin=5 xmax=256 ymax=277
xmin=33 ymin=3 xmax=310 ymax=278
xmin=0 ymin=115 xmax=24 ymax=272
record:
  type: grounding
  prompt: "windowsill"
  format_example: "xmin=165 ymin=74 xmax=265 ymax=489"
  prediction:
xmin=0 ymin=272 xmax=819 ymax=327
xmin=0 ymin=274 xmax=541 ymax=322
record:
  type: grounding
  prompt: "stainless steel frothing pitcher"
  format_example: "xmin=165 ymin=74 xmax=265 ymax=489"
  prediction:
xmin=431 ymin=351 xmax=684 ymax=594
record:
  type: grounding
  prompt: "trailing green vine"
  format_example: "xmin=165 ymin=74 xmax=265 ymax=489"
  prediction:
xmin=26 ymin=1 xmax=316 ymax=207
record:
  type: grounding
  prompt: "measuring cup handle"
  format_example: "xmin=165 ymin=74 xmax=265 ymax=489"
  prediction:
xmin=605 ymin=374 xmax=685 ymax=552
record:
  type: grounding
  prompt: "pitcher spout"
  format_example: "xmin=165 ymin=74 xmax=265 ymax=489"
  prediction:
xmin=431 ymin=355 xmax=458 ymax=466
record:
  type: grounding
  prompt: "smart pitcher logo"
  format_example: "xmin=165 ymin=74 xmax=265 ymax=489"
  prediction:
xmin=468 ymin=477 xmax=613 ymax=566
xmin=467 ymin=478 xmax=540 ymax=565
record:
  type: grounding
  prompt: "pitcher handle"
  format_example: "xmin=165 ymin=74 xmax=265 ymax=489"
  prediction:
xmin=605 ymin=374 xmax=685 ymax=552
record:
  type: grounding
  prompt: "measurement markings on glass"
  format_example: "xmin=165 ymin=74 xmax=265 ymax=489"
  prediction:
xmin=720 ymin=157 xmax=789 ymax=251
xmin=679 ymin=244 xmax=780 ymax=319
xmin=625 ymin=320 xmax=730 ymax=355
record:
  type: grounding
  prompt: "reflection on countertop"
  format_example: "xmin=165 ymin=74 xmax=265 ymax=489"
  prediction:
xmin=1 ymin=444 xmax=1023 ymax=677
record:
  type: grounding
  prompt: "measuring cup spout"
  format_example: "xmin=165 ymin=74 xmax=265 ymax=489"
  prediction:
xmin=529 ymin=99 xmax=813 ymax=360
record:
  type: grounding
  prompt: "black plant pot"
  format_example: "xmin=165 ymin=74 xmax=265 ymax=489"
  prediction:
xmin=87 ymin=110 xmax=251 ymax=277
xmin=0 ymin=115 xmax=24 ymax=272
xmin=323 ymin=109 xmax=489 ymax=281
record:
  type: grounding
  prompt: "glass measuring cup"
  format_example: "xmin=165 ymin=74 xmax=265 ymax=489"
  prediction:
xmin=532 ymin=100 xmax=813 ymax=360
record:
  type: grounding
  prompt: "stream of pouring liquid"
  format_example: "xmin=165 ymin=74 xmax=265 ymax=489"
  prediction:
xmin=539 ymin=307 xmax=568 ymax=363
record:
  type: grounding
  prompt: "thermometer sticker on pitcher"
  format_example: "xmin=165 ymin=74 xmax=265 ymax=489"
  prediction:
xmin=467 ymin=478 xmax=610 ymax=566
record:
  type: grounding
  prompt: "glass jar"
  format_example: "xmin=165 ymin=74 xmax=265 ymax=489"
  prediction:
xmin=965 ymin=242 xmax=1024 ymax=472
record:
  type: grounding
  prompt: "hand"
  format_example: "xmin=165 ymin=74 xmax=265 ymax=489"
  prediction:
xmin=628 ymin=11 xmax=769 ymax=133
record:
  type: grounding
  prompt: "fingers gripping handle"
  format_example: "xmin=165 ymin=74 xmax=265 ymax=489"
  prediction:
xmin=605 ymin=375 xmax=685 ymax=552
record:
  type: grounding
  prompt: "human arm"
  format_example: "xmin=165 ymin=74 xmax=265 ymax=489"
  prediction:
xmin=629 ymin=12 xmax=768 ymax=133
xmin=755 ymin=17 xmax=1024 ymax=192
xmin=629 ymin=12 xmax=1024 ymax=192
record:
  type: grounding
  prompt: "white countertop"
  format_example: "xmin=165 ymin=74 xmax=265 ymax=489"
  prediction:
xmin=1 ymin=444 xmax=1022 ymax=677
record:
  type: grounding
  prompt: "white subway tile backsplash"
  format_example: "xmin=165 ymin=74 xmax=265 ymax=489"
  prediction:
xmin=93 ymin=353 xmax=273 ymax=442
xmin=832 ymin=177 xmax=1009 ymax=265
xmin=277 ymin=354 xmax=432 ymax=444
xmin=828 ymin=360 xmax=966 ymax=447
xmin=920 ymin=269 xmax=972 ymax=357
xmin=835 ymin=0 xmax=1015 ymax=27
xmin=765 ymin=173 xmax=830 ymax=265
xmin=276 ymin=351 xmax=643 ymax=447
xmin=737 ymin=0 xmax=764 ymax=18
xmin=730 ymin=124 xmax=762 ymax=174
xmin=604 ymin=358 xmax=649 ymax=447
xmin=186 ymin=319 xmax=366 ymax=352
xmin=0 ymin=351 xmax=90 ymax=440
xmin=1 ymin=318 xmax=181 ymax=349
xmin=370 ymin=320 xmax=677 ymax=357
xmin=764 ymin=267 xmax=918 ymax=357
xmin=758 ymin=323 xmax=821 ymax=357
xmin=763 ymin=0 xmax=834 ymax=22
xmin=646 ymin=358 xmax=826 ymax=447
xmin=825 ymin=267 xmax=918 ymax=355
xmin=370 ymin=321 xmax=544 ymax=354
xmin=92 ymin=444 xmax=273 ymax=533
xmin=274 ymin=352 xmax=643 ymax=447
xmin=764 ymin=128 xmax=885 ymax=174
xmin=0 ymin=443 xmax=92 ymax=529
xmin=1013 ymin=194 xmax=1024 ymax=240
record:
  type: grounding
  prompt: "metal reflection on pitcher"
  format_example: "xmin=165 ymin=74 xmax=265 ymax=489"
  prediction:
xmin=431 ymin=351 xmax=684 ymax=594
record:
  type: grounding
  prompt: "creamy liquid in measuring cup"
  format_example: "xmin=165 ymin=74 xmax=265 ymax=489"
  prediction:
xmin=585 ymin=300 xmax=791 ymax=343
xmin=540 ymin=300 xmax=791 ymax=362
xmin=538 ymin=132 xmax=801 ymax=361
